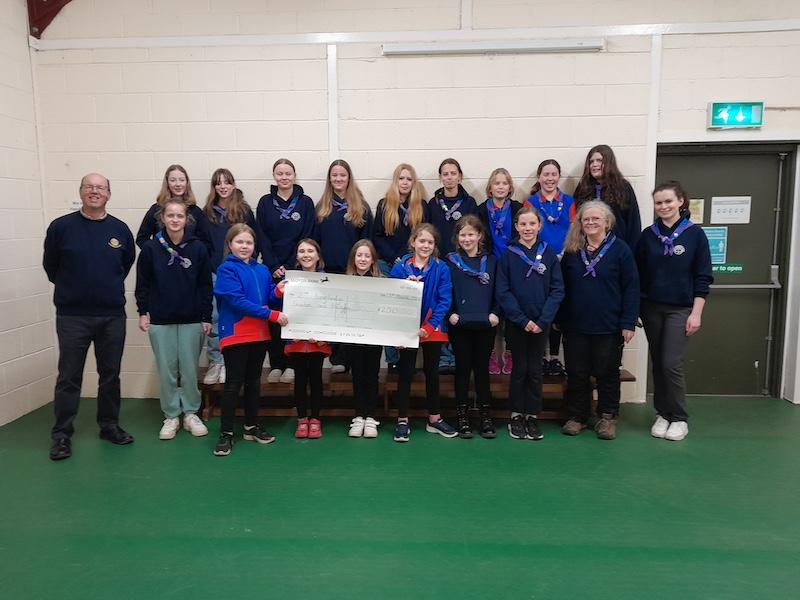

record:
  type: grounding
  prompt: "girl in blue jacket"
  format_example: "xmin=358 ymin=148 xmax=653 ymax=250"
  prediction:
xmin=389 ymin=223 xmax=457 ymax=442
xmin=212 ymin=224 xmax=287 ymax=456
xmin=496 ymin=205 xmax=565 ymax=441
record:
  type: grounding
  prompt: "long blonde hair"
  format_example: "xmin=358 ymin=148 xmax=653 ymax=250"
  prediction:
xmin=345 ymin=239 xmax=382 ymax=277
xmin=204 ymin=168 xmax=250 ymax=224
xmin=381 ymin=163 xmax=426 ymax=235
xmin=563 ymin=200 xmax=616 ymax=254
xmin=156 ymin=164 xmax=197 ymax=207
xmin=317 ymin=159 xmax=370 ymax=228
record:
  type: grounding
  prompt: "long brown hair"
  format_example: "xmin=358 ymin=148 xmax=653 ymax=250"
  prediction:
xmin=294 ymin=238 xmax=325 ymax=271
xmin=563 ymin=200 xmax=616 ymax=254
xmin=317 ymin=159 xmax=370 ymax=228
xmin=345 ymin=239 xmax=382 ymax=277
xmin=204 ymin=168 xmax=251 ymax=224
xmin=156 ymin=164 xmax=196 ymax=207
xmin=452 ymin=214 xmax=486 ymax=255
xmin=574 ymin=144 xmax=630 ymax=209
xmin=381 ymin=163 xmax=426 ymax=235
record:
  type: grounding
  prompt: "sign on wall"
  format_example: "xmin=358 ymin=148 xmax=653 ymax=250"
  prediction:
xmin=707 ymin=102 xmax=764 ymax=129
xmin=702 ymin=227 xmax=728 ymax=265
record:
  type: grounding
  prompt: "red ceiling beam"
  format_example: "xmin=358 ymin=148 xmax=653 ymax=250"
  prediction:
xmin=28 ymin=0 xmax=73 ymax=38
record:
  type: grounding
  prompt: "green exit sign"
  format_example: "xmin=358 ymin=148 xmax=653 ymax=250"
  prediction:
xmin=707 ymin=102 xmax=764 ymax=129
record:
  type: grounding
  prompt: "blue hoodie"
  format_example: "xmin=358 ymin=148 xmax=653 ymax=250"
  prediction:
xmin=390 ymin=254 xmax=452 ymax=340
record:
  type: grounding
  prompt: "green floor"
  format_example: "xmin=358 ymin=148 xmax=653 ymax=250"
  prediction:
xmin=1 ymin=397 xmax=799 ymax=599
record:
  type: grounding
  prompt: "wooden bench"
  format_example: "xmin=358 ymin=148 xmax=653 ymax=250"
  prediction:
xmin=199 ymin=368 xmax=636 ymax=421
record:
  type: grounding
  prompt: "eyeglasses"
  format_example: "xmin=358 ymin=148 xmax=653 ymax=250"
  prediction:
xmin=581 ymin=217 xmax=603 ymax=223
xmin=80 ymin=184 xmax=109 ymax=192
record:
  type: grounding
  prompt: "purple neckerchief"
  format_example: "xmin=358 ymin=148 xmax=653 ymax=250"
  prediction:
xmin=331 ymin=195 xmax=347 ymax=212
xmin=651 ymin=218 xmax=692 ymax=255
xmin=508 ymin=241 xmax=548 ymax=278
xmin=487 ymin=199 xmax=510 ymax=235
xmin=536 ymin=191 xmax=563 ymax=224
xmin=156 ymin=231 xmax=191 ymax=268
xmin=580 ymin=234 xmax=616 ymax=278
xmin=447 ymin=252 xmax=489 ymax=285
xmin=437 ymin=191 xmax=463 ymax=221
xmin=273 ymin=193 xmax=299 ymax=220
xmin=399 ymin=202 xmax=410 ymax=226
xmin=213 ymin=204 xmax=226 ymax=220
xmin=403 ymin=256 xmax=433 ymax=280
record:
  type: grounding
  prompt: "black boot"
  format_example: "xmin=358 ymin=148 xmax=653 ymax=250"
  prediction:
xmin=456 ymin=404 xmax=473 ymax=439
xmin=479 ymin=404 xmax=496 ymax=439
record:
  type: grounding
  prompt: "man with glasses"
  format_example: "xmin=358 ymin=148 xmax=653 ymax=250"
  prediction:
xmin=43 ymin=173 xmax=136 ymax=460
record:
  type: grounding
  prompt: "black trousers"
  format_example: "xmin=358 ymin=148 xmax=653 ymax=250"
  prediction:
xmin=290 ymin=352 xmax=325 ymax=418
xmin=450 ymin=327 xmax=494 ymax=407
xmin=220 ymin=341 xmax=268 ymax=433
xmin=549 ymin=326 xmax=562 ymax=356
xmin=394 ymin=342 xmax=443 ymax=418
xmin=349 ymin=344 xmax=382 ymax=417
xmin=267 ymin=321 xmax=287 ymax=371
xmin=52 ymin=315 xmax=126 ymax=440
xmin=506 ymin=323 xmax=547 ymax=415
xmin=563 ymin=332 xmax=623 ymax=422
xmin=641 ymin=301 xmax=692 ymax=422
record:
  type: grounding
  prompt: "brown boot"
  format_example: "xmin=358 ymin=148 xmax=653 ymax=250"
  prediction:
xmin=561 ymin=419 xmax=586 ymax=436
xmin=594 ymin=413 xmax=617 ymax=440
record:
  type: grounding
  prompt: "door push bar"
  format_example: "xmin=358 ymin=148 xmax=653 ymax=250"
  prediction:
xmin=710 ymin=265 xmax=782 ymax=290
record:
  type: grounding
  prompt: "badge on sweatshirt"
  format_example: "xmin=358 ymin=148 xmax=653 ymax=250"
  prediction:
xmin=108 ymin=238 xmax=121 ymax=249
xmin=291 ymin=212 xmax=301 ymax=221
xmin=536 ymin=263 xmax=547 ymax=274
xmin=452 ymin=211 xmax=462 ymax=220
xmin=673 ymin=245 xmax=685 ymax=255
xmin=343 ymin=213 xmax=351 ymax=221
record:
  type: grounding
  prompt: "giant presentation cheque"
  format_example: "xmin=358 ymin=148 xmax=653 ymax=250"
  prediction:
xmin=281 ymin=271 xmax=424 ymax=348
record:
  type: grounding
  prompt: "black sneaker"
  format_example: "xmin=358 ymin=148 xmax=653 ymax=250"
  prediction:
xmin=49 ymin=438 xmax=72 ymax=461
xmin=456 ymin=405 xmax=473 ymax=439
xmin=393 ymin=420 xmax=410 ymax=442
xmin=479 ymin=405 xmax=496 ymax=439
xmin=542 ymin=357 xmax=551 ymax=375
xmin=525 ymin=416 xmax=544 ymax=440
xmin=549 ymin=358 xmax=566 ymax=376
xmin=426 ymin=418 xmax=458 ymax=438
xmin=243 ymin=425 xmax=276 ymax=444
xmin=213 ymin=432 xmax=234 ymax=456
xmin=508 ymin=415 xmax=526 ymax=439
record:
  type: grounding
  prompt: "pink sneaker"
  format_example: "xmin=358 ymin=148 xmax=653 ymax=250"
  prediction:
xmin=488 ymin=351 xmax=501 ymax=375
xmin=502 ymin=351 xmax=513 ymax=375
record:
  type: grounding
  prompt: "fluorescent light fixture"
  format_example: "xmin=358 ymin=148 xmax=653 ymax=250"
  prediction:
xmin=382 ymin=38 xmax=605 ymax=56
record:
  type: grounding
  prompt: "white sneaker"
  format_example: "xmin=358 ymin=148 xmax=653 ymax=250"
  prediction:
xmin=279 ymin=368 xmax=295 ymax=384
xmin=665 ymin=421 xmax=689 ymax=441
xmin=363 ymin=417 xmax=380 ymax=438
xmin=159 ymin=417 xmax=180 ymax=440
xmin=650 ymin=416 xmax=669 ymax=439
xmin=183 ymin=413 xmax=209 ymax=437
xmin=203 ymin=363 xmax=222 ymax=385
xmin=348 ymin=416 xmax=365 ymax=437
xmin=330 ymin=364 xmax=346 ymax=374
xmin=267 ymin=369 xmax=282 ymax=383
xmin=217 ymin=365 xmax=226 ymax=384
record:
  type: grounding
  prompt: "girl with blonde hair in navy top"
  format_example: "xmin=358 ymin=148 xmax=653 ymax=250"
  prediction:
xmin=496 ymin=205 xmax=564 ymax=441
xmin=559 ymin=201 xmax=639 ymax=440
xmin=389 ymin=223 xmax=456 ymax=442
xmin=525 ymin=159 xmax=575 ymax=378
xmin=446 ymin=215 xmax=499 ymax=439
xmin=636 ymin=181 xmax=712 ymax=442
xmin=256 ymin=159 xmax=315 ymax=385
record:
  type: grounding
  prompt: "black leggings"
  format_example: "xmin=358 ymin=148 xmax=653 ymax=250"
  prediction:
xmin=290 ymin=352 xmax=325 ymax=418
xmin=394 ymin=342 xmax=443 ymax=418
xmin=220 ymin=341 xmax=268 ymax=433
xmin=450 ymin=327 xmax=494 ymax=407
xmin=548 ymin=326 xmax=562 ymax=356
xmin=267 ymin=321 xmax=288 ymax=371
xmin=506 ymin=324 xmax=547 ymax=415
xmin=349 ymin=344 xmax=382 ymax=417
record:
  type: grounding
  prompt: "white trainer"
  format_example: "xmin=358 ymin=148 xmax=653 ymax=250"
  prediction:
xmin=203 ymin=363 xmax=222 ymax=385
xmin=363 ymin=417 xmax=380 ymax=438
xmin=217 ymin=365 xmax=226 ymax=384
xmin=159 ymin=417 xmax=180 ymax=440
xmin=279 ymin=368 xmax=295 ymax=384
xmin=330 ymin=364 xmax=346 ymax=374
xmin=267 ymin=369 xmax=282 ymax=383
xmin=348 ymin=416 xmax=365 ymax=437
xmin=650 ymin=416 xmax=669 ymax=439
xmin=183 ymin=413 xmax=209 ymax=437
xmin=665 ymin=421 xmax=689 ymax=441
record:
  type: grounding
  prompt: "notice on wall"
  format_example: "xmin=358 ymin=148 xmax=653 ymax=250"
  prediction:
xmin=702 ymin=227 xmax=728 ymax=264
xmin=689 ymin=198 xmax=705 ymax=224
xmin=710 ymin=196 xmax=751 ymax=224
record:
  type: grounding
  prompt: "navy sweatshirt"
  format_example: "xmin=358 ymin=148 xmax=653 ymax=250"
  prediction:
xmin=496 ymin=240 xmax=565 ymax=330
xmin=314 ymin=197 xmax=374 ymax=273
xmin=636 ymin=218 xmax=713 ymax=307
xmin=428 ymin=185 xmax=478 ymax=256
xmin=478 ymin=199 xmax=522 ymax=259
xmin=446 ymin=252 xmax=499 ymax=330
xmin=256 ymin=184 xmax=315 ymax=274
xmin=372 ymin=199 xmax=430 ymax=264
xmin=588 ymin=180 xmax=642 ymax=249
xmin=135 ymin=233 xmax=213 ymax=325
xmin=136 ymin=203 xmax=213 ymax=257
xmin=559 ymin=237 xmax=640 ymax=335
xmin=43 ymin=211 xmax=135 ymax=317
xmin=205 ymin=202 xmax=260 ymax=272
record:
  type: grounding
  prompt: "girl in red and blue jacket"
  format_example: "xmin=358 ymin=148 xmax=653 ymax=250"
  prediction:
xmin=389 ymin=223 xmax=457 ymax=443
xmin=285 ymin=239 xmax=331 ymax=440
xmin=212 ymin=224 xmax=287 ymax=457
